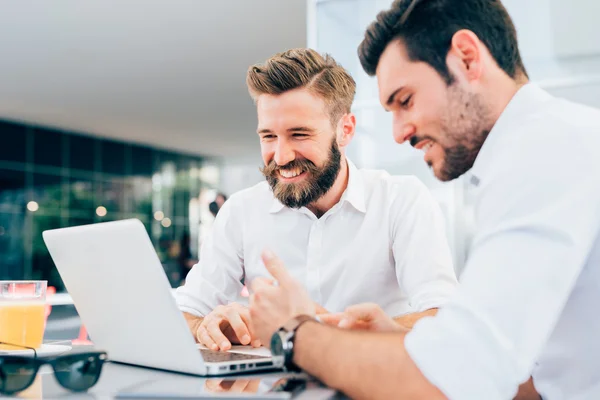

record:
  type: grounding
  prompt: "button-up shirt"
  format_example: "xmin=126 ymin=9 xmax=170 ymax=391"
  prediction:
xmin=177 ymin=159 xmax=457 ymax=317
xmin=406 ymin=84 xmax=600 ymax=399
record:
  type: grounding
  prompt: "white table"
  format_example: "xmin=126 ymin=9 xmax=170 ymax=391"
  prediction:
xmin=18 ymin=348 xmax=339 ymax=399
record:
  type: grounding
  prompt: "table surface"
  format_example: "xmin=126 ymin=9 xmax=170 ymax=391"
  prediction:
xmin=7 ymin=345 xmax=340 ymax=400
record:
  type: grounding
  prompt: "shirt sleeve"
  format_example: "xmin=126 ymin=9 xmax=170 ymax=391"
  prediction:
xmin=404 ymin=147 xmax=600 ymax=399
xmin=175 ymin=198 xmax=246 ymax=317
xmin=391 ymin=177 xmax=458 ymax=313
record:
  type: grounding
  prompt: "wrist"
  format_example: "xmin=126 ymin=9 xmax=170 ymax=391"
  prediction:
xmin=270 ymin=315 xmax=318 ymax=371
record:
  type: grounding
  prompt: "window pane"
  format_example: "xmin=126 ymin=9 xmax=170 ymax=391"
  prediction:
xmin=31 ymin=214 xmax=65 ymax=290
xmin=68 ymin=178 xmax=95 ymax=214
xmin=131 ymin=146 xmax=155 ymax=176
xmin=101 ymin=140 xmax=126 ymax=175
xmin=0 ymin=169 xmax=26 ymax=213
xmin=69 ymin=134 xmax=96 ymax=172
xmin=0 ymin=121 xmax=27 ymax=163
xmin=32 ymin=173 xmax=65 ymax=213
xmin=0 ymin=212 xmax=25 ymax=280
xmin=34 ymin=128 xmax=64 ymax=168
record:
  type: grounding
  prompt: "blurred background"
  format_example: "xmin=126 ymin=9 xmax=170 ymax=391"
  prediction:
xmin=0 ymin=0 xmax=598 ymax=339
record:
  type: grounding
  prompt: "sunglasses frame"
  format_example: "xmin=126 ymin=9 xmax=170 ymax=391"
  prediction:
xmin=0 ymin=346 xmax=107 ymax=395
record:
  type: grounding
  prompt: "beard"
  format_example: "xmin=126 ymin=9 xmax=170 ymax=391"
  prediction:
xmin=261 ymin=138 xmax=342 ymax=209
xmin=431 ymin=83 xmax=491 ymax=181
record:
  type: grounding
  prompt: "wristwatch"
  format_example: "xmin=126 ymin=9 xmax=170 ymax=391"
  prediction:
xmin=270 ymin=315 xmax=317 ymax=371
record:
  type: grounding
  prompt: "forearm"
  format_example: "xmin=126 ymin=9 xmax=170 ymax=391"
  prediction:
xmin=183 ymin=311 xmax=204 ymax=342
xmin=393 ymin=308 xmax=438 ymax=329
xmin=293 ymin=321 xmax=445 ymax=400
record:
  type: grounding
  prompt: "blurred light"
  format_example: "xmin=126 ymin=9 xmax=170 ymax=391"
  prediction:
xmin=152 ymin=173 xmax=162 ymax=191
xmin=27 ymin=201 xmax=39 ymax=212
xmin=199 ymin=165 xmax=220 ymax=186
xmin=161 ymin=217 xmax=172 ymax=228
xmin=154 ymin=211 xmax=164 ymax=221
xmin=96 ymin=206 xmax=107 ymax=217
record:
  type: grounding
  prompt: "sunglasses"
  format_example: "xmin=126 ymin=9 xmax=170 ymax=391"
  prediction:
xmin=0 ymin=342 xmax=107 ymax=396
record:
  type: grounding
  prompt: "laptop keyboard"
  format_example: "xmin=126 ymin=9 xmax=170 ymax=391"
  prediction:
xmin=200 ymin=348 xmax=270 ymax=363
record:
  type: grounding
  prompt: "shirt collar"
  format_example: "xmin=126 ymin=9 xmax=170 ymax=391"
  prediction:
xmin=468 ymin=83 xmax=553 ymax=185
xmin=268 ymin=157 xmax=367 ymax=214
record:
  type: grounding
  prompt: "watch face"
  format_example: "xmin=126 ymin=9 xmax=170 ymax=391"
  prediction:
xmin=270 ymin=332 xmax=284 ymax=356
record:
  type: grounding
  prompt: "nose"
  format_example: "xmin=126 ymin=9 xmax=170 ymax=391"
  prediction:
xmin=392 ymin=113 xmax=416 ymax=144
xmin=274 ymin=138 xmax=295 ymax=166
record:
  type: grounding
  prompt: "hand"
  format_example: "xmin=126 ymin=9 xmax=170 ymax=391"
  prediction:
xmin=319 ymin=303 xmax=407 ymax=333
xmin=196 ymin=303 xmax=261 ymax=351
xmin=249 ymin=250 xmax=316 ymax=347
xmin=204 ymin=378 xmax=261 ymax=393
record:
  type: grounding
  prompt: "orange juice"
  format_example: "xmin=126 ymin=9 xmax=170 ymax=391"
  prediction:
xmin=0 ymin=302 xmax=45 ymax=350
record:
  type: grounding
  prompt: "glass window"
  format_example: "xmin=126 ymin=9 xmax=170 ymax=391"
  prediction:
xmin=34 ymin=128 xmax=64 ymax=168
xmin=32 ymin=173 xmax=66 ymax=213
xmin=0 ymin=212 xmax=25 ymax=280
xmin=31 ymin=214 xmax=65 ymax=290
xmin=68 ymin=178 xmax=96 ymax=214
xmin=101 ymin=140 xmax=126 ymax=175
xmin=0 ymin=121 xmax=27 ymax=163
xmin=0 ymin=169 xmax=26 ymax=213
xmin=131 ymin=146 xmax=155 ymax=176
xmin=69 ymin=134 xmax=96 ymax=172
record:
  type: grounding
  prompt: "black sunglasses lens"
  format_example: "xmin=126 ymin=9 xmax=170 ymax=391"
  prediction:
xmin=53 ymin=353 xmax=105 ymax=392
xmin=0 ymin=357 xmax=38 ymax=395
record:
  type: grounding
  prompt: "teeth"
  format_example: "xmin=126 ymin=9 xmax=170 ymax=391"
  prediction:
xmin=422 ymin=142 xmax=433 ymax=152
xmin=280 ymin=168 xmax=302 ymax=178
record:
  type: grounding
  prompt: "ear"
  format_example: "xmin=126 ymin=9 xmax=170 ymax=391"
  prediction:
xmin=448 ymin=29 xmax=483 ymax=82
xmin=336 ymin=113 xmax=356 ymax=148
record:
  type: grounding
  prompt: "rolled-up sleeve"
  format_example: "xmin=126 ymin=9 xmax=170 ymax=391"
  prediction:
xmin=405 ymin=153 xmax=600 ymax=399
xmin=176 ymin=198 xmax=245 ymax=317
xmin=391 ymin=177 xmax=458 ymax=313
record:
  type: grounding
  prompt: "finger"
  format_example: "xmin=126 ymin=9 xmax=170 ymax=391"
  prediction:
xmin=198 ymin=326 xmax=219 ymax=351
xmin=204 ymin=379 xmax=224 ymax=392
xmin=339 ymin=303 xmax=383 ymax=328
xmin=261 ymin=249 xmax=293 ymax=286
xmin=235 ymin=307 xmax=260 ymax=346
xmin=250 ymin=277 xmax=276 ymax=294
xmin=225 ymin=309 xmax=251 ymax=345
xmin=246 ymin=379 xmax=261 ymax=393
xmin=230 ymin=379 xmax=250 ymax=393
xmin=314 ymin=303 xmax=329 ymax=314
xmin=207 ymin=320 xmax=232 ymax=351
xmin=318 ymin=313 xmax=343 ymax=326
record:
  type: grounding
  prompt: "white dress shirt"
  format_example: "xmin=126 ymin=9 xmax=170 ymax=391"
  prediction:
xmin=405 ymin=84 xmax=600 ymax=400
xmin=177 ymin=159 xmax=457 ymax=317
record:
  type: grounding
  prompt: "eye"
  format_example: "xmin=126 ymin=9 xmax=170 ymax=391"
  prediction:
xmin=292 ymin=133 xmax=308 ymax=138
xmin=399 ymin=95 xmax=412 ymax=109
xmin=261 ymin=134 xmax=276 ymax=141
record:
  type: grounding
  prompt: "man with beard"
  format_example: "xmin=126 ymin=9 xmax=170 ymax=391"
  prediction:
xmin=176 ymin=48 xmax=458 ymax=352
xmin=247 ymin=1 xmax=600 ymax=400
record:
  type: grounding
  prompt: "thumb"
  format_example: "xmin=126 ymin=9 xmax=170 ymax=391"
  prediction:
xmin=261 ymin=249 xmax=292 ymax=286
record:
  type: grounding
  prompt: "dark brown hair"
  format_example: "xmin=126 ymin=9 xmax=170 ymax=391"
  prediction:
xmin=358 ymin=0 xmax=528 ymax=84
xmin=247 ymin=48 xmax=356 ymax=125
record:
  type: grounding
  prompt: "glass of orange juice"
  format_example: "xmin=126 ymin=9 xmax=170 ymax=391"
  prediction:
xmin=0 ymin=281 xmax=47 ymax=350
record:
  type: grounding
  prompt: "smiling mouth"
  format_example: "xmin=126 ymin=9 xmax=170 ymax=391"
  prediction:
xmin=278 ymin=168 xmax=306 ymax=180
xmin=414 ymin=139 xmax=434 ymax=152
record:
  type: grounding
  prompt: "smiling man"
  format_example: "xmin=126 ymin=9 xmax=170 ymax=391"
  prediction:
xmin=176 ymin=48 xmax=457 ymax=352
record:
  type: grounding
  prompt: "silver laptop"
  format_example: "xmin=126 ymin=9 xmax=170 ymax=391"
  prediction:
xmin=43 ymin=218 xmax=278 ymax=376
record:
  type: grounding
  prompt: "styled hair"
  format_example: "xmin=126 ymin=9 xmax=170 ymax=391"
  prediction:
xmin=358 ymin=0 xmax=528 ymax=84
xmin=247 ymin=48 xmax=356 ymax=125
